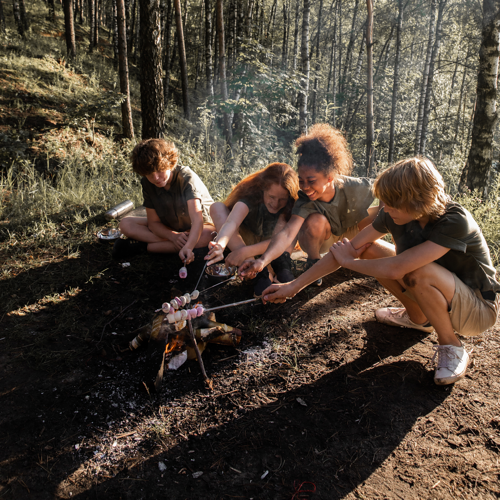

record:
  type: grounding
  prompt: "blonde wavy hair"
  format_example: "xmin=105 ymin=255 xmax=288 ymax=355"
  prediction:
xmin=131 ymin=138 xmax=179 ymax=176
xmin=374 ymin=157 xmax=450 ymax=220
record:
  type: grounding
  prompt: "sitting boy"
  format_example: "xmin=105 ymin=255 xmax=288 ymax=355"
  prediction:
xmin=113 ymin=139 xmax=215 ymax=264
xmin=262 ymin=157 xmax=500 ymax=385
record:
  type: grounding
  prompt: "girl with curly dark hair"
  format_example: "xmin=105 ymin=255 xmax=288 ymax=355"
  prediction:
xmin=206 ymin=162 xmax=299 ymax=295
xmin=240 ymin=124 xmax=380 ymax=286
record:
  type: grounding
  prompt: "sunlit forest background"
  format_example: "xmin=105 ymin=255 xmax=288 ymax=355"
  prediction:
xmin=1 ymin=0 xmax=499 ymax=264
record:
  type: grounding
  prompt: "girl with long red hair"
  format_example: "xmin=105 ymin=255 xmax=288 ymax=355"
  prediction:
xmin=206 ymin=162 xmax=299 ymax=295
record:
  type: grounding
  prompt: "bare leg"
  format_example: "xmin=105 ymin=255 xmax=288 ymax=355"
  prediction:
xmin=298 ymin=213 xmax=331 ymax=260
xmin=210 ymin=202 xmax=247 ymax=252
xmin=148 ymin=224 xmax=216 ymax=253
xmin=119 ymin=217 xmax=166 ymax=243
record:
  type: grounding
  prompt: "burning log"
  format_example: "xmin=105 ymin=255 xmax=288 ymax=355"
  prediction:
xmin=130 ymin=310 xmax=241 ymax=391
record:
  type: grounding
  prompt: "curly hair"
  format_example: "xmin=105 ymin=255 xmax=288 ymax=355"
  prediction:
xmin=224 ymin=163 xmax=299 ymax=220
xmin=131 ymin=139 xmax=179 ymax=176
xmin=374 ymin=157 xmax=450 ymax=220
xmin=295 ymin=123 xmax=353 ymax=179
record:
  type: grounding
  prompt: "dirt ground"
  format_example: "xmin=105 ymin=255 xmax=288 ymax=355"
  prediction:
xmin=1 ymin=239 xmax=500 ymax=500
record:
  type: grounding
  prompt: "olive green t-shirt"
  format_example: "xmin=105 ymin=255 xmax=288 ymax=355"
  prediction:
xmin=372 ymin=202 xmax=500 ymax=295
xmin=292 ymin=176 xmax=374 ymax=236
xmin=239 ymin=198 xmax=285 ymax=239
xmin=141 ymin=164 xmax=213 ymax=232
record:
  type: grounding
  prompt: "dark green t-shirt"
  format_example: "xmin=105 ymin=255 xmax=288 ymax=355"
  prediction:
xmin=372 ymin=202 xmax=500 ymax=295
xmin=141 ymin=164 xmax=213 ymax=232
xmin=239 ymin=198 xmax=285 ymax=239
xmin=291 ymin=176 xmax=374 ymax=236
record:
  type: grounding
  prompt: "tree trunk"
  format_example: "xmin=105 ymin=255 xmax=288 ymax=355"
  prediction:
xmin=298 ymin=0 xmax=310 ymax=135
xmin=19 ymin=0 xmax=28 ymax=30
xmin=291 ymin=0 xmax=300 ymax=72
xmin=327 ymin=0 xmax=338 ymax=126
xmin=174 ymin=0 xmax=190 ymax=119
xmin=47 ymin=0 xmax=56 ymax=22
xmin=414 ymin=0 xmax=437 ymax=155
xmin=365 ymin=0 xmax=374 ymax=175
xmin=63 ymin=0 xmax=77 ymax=59
xmin=216 ymin=0 xmax=232 ymax=145
xmin=246 ymin=0 xmax=254 ymax=38
xmin=341 ymin=0 xmax=360 ymax=96
xmin=163 ymin=0 xmax=173 ymax=104
xmin=12 ymin=0 xmax=25 ymax=37
xmin=311 ymin=0 xmax=323 ymax=124
xmin=388 ymin=0 xmax=404 ymax=164
xmin=420 ymin=0 xmax=448 ymax=155
xmin=128 ymin=0 xmax=136 ymax=54
xmin=462 ymin=0 xmax=500 ymax=196
xmin=205 ymin=0 xmax=214 ymax=95
xmin=0 ymin=0 xmax=6 ymax=32
xmin=112 ymin=0 xmax=119 ymax=65
xmin=281 ymin=0 xmax=288 ymax=69
xmin=116 ymin=0 xmax=134 ymax=138
xmin=88 ymin=0 xmax=95 ymax=51
xmin=139 ymin=0 xmax=164 ymax=138
xmin=94 ymin=0 xmax=100 ymax=49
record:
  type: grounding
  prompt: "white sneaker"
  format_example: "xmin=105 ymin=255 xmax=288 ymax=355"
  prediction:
xmin=432 ymin=345 xmax=469 ymax=385
xmin=375 ymin=307 xmax=434 ymax=333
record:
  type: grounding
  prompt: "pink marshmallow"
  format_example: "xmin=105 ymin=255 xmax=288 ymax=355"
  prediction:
xmin=196 ymin=306 xmax=204 ymax=317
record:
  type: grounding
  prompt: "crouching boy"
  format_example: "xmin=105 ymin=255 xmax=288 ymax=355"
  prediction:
xmin=113 ymin=139 xmax=215 ymax=264
xmin=263 ymin=157 xmax=500 ymax=385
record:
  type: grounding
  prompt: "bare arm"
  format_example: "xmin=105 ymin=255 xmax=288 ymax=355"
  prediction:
xmin=206 ymin=202 xmax=249 ymax=266
xmin=179 ymin=198 xmax=205 ymax=264
xmin=239 ymin=215 xmax=304 ymax=276
xmin=330 ymin=238 xmax=450 ymax=280
xmin=261 ymin=224 xmax=385 ymax=303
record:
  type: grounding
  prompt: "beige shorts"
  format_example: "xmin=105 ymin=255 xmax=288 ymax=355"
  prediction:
xmin=319 ymin=224 xmax=360 ymax=254
xmin=449 ymin=273 xmax=499 ymax=336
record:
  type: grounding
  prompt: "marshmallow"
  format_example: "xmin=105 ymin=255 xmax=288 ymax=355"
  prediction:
xmin=183 ymin=293 xmax=191 ymax=304
xmin=190 ymin=290 xmax=199 ymax=300
xmin=174 ymin=311 xmax=182 ymax=322
xmin=170 ymin=299 xmax=179 ymax=310
xmin=180 ymin=309 xmax=188 ymax=320
xmin=196 ymin=306 xmax=204 ymax=317
xmin=188 ymin=308 xmax=197 ymax=319
xmin=179 ymin=267 xmax=187 ymax=279
xmin=179 ymin=296 xmax=187 ymax=307
xmin=175 ymin=297 xmax=183 ymax=307
xmin=167 ymin=313 xmax=176 ymax=324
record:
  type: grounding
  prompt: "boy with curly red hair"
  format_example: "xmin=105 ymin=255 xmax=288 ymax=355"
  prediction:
xmin=113 ymin=139 xmax=215 ymax=264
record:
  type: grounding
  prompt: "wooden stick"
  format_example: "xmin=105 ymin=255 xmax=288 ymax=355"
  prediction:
xmin=187 ymin=317 xmax=212 ymax=390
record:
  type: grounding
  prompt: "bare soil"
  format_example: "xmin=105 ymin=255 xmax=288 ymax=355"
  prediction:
xmin=1 ymin=242 xmax=500 ymax=500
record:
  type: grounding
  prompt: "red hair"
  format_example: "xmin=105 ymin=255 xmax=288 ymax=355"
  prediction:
xmin=224 ymin=163 xmax=299 ymax=219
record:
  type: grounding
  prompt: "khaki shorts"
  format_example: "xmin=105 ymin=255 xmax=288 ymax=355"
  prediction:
xmin=319 ymin=224 xmax=360 ymax=254
xmin=404 ymin=273 xmax=499 ymax=336
xmin=449 ymin=273 xmax=499 ymax=336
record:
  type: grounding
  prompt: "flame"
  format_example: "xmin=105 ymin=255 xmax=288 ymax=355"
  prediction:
xmin=164 ymin=341 xmax=178 ymax=355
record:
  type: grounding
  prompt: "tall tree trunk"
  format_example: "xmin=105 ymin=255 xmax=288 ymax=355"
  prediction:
xmin=0 ymin=0 xmax=6 ymax=32
xmin=63 ymin=0 xmax=77 ymax=59
xmin=216 ymin=0 xmax=232 ymax=145
xmin=163 ymin=0 xmax=173 ymax=104
xmin=174 ymin=0 xmax=190 ymax=119
xmin=298 ymin=0 xmax=310 ymax=134
xmin=414 ymin=0 xmax=437 ymax=155
xmin=94 ymin=0 xmax=100 ymax=49
xmin=116 ymin=0 xmax=134 ymax=138
xmin=281 ymin=0 xmax=288 ymax=69
xmin=139 ymin=0 xmax=164 ymax=138
xmin=420 ymin=0 xmax=448 ymax=155
xmin=292 ymin=0 xmax=300 ymax=71
xmin=246 ymin=0 xmax=254 ymax=38
xmin=112 ymin=0 xmax=119 ymax=65
xmin=462 ymin=0 xmax=500 ymax=196
xmin=88 ymin=0 xmax=95 ymax=51
xmin=19 ymin=0 xmax=28 ymax=30
xmin=365 ymin=0 xmax=374 ymax=175
xmin=128 ymin=0 xmax=136 ymax=54
xmin=327 ymin=0 xmax=338 ymax=126
xmin=12 ymin=0 xmax=25 ymax=37
xmin=47 ymin=0 xmax=56 ymax=22
xmin=311 ymin=0 xmax=323 ymax=124
xmin=205 ymin=0 xmax=214 ymax=95
xmin=341 ymin=0 xmax=360 ymax=96
xmin=388 ymin=0 xmax=404 ymax=164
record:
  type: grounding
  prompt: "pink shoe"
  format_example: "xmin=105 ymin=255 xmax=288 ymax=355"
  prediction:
xmin=375 ymin=307 xmax=434 ymax=333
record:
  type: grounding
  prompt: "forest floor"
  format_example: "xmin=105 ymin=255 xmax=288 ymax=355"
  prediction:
xmin=1 ymin=239 xmax=500 ymax=500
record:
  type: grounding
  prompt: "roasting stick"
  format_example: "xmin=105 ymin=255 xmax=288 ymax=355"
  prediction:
xmin=204 ymin=297 xmax=260 ymax=313
xmin=187 ymin=317 xmax=213 ymax=390
xmin=199 ymin=275 xmax=237 ymax=295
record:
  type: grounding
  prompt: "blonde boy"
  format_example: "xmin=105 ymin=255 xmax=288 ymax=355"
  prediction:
xmin=262 ymin=157 xmax=500 ymax=385
xmin=114 ymin=139 xmax=215 ymax=263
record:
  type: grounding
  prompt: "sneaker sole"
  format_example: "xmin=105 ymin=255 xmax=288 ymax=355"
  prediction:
xmin=434 ymin=363 xmax=468 ymax=386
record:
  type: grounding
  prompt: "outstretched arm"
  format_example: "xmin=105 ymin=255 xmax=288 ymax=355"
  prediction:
xmin=239 ymin=215 xmax=304 ymax=277
xmin=179 ymin=199 xmax=205 ymax=264
xmin=206 ymin=202 xmax=249 ymax=266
